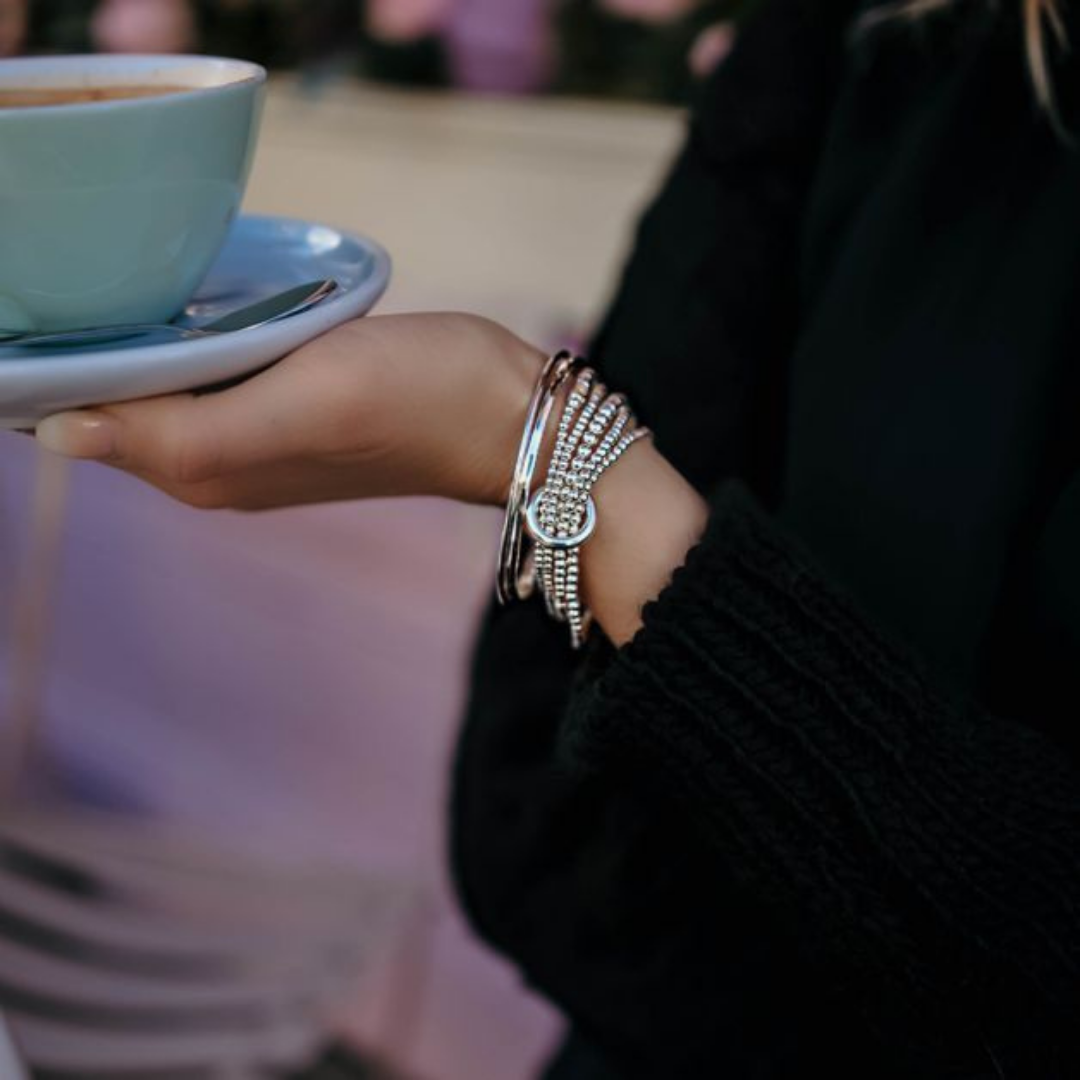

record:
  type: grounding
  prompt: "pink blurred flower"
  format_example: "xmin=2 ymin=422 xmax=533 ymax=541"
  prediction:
xmin=366 ymin=0 xmax=454 ymax=42
xmin=689 ymin=21 xmax=736 ymax=78
xmin=91 ymin=0 xmax=197 ymax=55
xmin=599 ymin=0 xmax=698 ymax=25
xmin=0 ymin=0 xmax=27 ymax=57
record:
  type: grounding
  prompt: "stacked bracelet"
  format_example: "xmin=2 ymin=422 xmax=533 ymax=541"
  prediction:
xmin=497 ymin=352 xmax=650 ymax=649
xmin=496 ymin=350 xmax=583 ymax=605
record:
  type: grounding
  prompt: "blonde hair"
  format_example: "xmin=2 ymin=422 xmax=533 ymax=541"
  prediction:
xmin=867 ymin=0 xmax=1068 ymax=114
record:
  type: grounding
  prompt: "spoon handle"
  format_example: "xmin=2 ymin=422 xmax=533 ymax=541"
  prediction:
xmin=0 ymin=280 xmax=338 ymax=350
xmin=0 ymin=324 xmax=199 ymax=348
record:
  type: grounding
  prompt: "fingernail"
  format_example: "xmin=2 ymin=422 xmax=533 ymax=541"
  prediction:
xmin=35 ymin=412 xmax=118 ymax=460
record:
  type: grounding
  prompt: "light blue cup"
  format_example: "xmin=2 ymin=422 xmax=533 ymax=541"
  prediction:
xmin=0 ymin=55 xmax=265 ymax=332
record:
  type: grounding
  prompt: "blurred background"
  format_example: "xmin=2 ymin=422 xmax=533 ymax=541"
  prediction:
xmin=2 ymin=0 xmax=738 ymax=100
xmin=0 ymin=2 xmax=736 ymax=1078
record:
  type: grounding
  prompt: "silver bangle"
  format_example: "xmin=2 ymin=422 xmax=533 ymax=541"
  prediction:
xmin=495 ymin=350 xmax=582 ymax=605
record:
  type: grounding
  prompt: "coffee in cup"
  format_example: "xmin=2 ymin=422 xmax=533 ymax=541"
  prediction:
xmin=0 ymin=85 xmax=196 ymax=107
xmin=0 ymin=55 xmax=266 ymax=333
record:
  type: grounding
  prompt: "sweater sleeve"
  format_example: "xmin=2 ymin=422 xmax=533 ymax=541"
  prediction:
xmin=587 ymin=0 xmax=856 ymax=496
xmin=564 ymin=479 xmax=1080 ymax=1075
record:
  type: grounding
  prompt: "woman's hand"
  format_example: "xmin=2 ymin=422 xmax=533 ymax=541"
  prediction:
xmin=35 ymin=313 xmax=544 ymax=510
xmin=35 ymin=310 xmax=708 ymax=645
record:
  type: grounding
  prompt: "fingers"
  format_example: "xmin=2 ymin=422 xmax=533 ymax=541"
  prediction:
xmin=39 ymin=392 xmax=226 ymax=482
xmin=35 ymin=349 xmax=344 ymax=486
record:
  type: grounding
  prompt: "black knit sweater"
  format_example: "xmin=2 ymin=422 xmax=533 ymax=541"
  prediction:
xmin=452 ymin=1 xmax=1080 ymax=1076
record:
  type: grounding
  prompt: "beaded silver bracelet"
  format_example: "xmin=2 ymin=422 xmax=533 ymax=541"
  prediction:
xmin=522 ymin=364 xmax=650 ymax=648
xmin=496 ymin=350 xmax=583 ymax=605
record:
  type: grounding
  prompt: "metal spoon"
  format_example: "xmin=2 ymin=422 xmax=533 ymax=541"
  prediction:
xmin=0 ymin=279 xmax=339 ymax=349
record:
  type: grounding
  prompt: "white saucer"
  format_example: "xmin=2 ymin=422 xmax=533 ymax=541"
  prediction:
xmin=0 ymin=214 xmax=392 ymax=429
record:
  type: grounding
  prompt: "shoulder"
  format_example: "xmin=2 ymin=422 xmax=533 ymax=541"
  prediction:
xmin=690 ymin=0 xmax=864 ymax=163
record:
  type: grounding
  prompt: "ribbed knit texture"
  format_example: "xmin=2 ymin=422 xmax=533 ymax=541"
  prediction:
xmin=566 ymin=481 xmax=1080 ymax=1075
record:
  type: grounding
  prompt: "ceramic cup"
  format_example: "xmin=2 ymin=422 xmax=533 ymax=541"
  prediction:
xmin=0 ymin=55 xmax=265 ymax=332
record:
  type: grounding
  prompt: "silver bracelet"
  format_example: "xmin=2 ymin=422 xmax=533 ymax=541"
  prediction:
xmin=496 ymin=350 xmax=583 ymax=605
xmin=533 ymin=369 xmax=598 ymax=618
xmin=523 ymin=366 xmax=650 ymax=648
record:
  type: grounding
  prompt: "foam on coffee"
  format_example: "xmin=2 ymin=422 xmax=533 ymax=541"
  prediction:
xmin=0 ymin=85 xmax=194 ymax=108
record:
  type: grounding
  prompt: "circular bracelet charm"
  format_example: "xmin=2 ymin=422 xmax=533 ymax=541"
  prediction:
xmin=525 ymin=487 xmax=597 ymax=550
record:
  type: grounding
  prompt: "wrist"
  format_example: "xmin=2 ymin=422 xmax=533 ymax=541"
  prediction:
xmin=422 ymin=316 xmax=546 ymax=507
xmin=579 ymin=440 xmax=709 ymax=646
xmin=489 ymin=351 xmax=707 ymax=647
